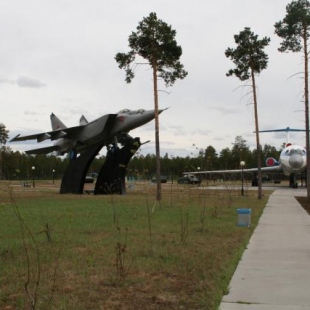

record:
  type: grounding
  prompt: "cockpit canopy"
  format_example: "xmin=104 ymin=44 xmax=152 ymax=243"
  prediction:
xmin=283 ymin=147 xmax=306 ymax=156
xmin=118 ymin=109 xmax=146 ymax=115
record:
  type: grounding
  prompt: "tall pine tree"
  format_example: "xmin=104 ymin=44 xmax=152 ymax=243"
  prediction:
xmin=116 ymin=12 xmax=187 ymax=201
xmin=225 ymin=27 xmax=270 ymax=199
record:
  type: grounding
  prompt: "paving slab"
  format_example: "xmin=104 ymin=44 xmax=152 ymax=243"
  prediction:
xmin=219 ymin=188 xmax=310 ymax=310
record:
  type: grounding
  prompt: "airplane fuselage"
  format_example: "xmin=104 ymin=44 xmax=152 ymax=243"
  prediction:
xmin=278 ymin=144 xmax=307 ymax=175
xmin=10 ymin=108 xmax=162 ymax=156
xmin=64 ymin=109 xmax=158 ymax=155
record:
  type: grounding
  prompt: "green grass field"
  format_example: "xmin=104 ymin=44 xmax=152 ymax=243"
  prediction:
xmin=0 ymin=180 xmax=270 ymax=310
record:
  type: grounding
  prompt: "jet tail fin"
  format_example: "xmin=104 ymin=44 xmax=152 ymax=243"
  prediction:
xmin=258 ymin=127 xmax=305 ymax=144
xmin=51 ymin=113 xmax=67 ymax=131
xmin=79 ymin=115 xmax=88 ymax=125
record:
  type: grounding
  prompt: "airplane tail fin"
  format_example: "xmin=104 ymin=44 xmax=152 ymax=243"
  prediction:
xmin=51 ymin=113 xmax=67 ymax=131
xmin=259 ymin=127 xmax=305 ymax=144
xmin=79 ymin=115 xmax=88 ymax=126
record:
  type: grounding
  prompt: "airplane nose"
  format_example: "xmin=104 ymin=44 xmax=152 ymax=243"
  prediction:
xmin=158 ymin=107 xmax=168 ymax=114
xmin=289 ymin=154 xmax=304 ymax=169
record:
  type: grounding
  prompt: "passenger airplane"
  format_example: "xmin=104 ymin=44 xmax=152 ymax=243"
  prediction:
xmin=184 ymin=128 xmax=307 ymax=187
xmin=10 ymin=108 xmax=165 ymax=156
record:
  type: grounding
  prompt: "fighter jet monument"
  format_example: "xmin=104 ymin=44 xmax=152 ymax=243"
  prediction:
xmin=10 ymin=108 xmax=165 ymax=194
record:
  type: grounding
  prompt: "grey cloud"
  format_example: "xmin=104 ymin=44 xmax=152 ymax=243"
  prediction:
xmin=16 ymin=76 xmax=46 ymax=88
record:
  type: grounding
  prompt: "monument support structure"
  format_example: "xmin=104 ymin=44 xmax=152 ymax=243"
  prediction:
xmin=94 ymin=137 xmax=141 ymax=195
xmin=60 ymin=144 xmax=103 ymax=194
xmin=60 ymin=137 xmax=141 ymax=195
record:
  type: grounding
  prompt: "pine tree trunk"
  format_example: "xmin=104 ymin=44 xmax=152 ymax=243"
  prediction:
xmin=303 ymin=30 xmax=310 ymax=200
xmin=251 ymin=68 xmax=262 ymax=199
xmin=152 ymin=61 xmax=161 ymax=201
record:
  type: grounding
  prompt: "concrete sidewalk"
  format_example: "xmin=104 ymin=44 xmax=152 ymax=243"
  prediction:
xmin=219 ymin=188 xmax=310 ymax=310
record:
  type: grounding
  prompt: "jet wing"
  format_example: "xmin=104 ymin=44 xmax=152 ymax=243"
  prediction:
xmin=10 ymin=125 xmax=84 ymax=143
xmin=25 ymin=145 xmax=60 ymax=155
xmin=184 ymin=166 xmax=283 ymax=175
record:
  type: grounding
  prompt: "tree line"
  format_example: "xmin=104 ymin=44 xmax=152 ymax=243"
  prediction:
xmin=128 ymin=136 xmax=280 ymax=180
xmin=0 ymin=133 xmax=281 ymax=181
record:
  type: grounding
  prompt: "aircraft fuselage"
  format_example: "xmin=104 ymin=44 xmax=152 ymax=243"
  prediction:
xmin=278 ymin=144 xmax=307 ymax=175
xmin=10 ymin=108 xmax=162 ymax=156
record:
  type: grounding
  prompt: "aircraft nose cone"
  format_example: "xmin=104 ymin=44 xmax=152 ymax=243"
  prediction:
xmin=289 ymin=154 xmax=304 ymax=169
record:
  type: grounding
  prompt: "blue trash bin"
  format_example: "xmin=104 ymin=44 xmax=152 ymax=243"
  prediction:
xmin=237 ymin=208 xmax=251 ymax=227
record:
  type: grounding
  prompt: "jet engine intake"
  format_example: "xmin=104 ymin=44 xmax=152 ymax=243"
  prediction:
xmin=266 ymin=157 xmax=279 ymax=167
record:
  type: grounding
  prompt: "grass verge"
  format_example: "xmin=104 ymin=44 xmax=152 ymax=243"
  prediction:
xmin=0 ymin=180 xmax=270 ymax=310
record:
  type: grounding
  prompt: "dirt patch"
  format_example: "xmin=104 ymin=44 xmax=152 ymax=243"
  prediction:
xmin=295 ymin=196 xmax=310 ymax=215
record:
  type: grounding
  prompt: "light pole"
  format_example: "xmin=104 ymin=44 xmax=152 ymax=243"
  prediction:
xmin=52 ymin=169 xmax=55 ymax=184
xmin=240 ymin=161 xmax=245 ymax=196
xmin=32 ymin=166 xmax=36 ymax=188
xmin=197 ymin=166 xmax=201 ymax=184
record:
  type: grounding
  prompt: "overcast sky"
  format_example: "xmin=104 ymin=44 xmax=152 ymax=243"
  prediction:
xmin=0 ymin=0 xmax=307 ymax=158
